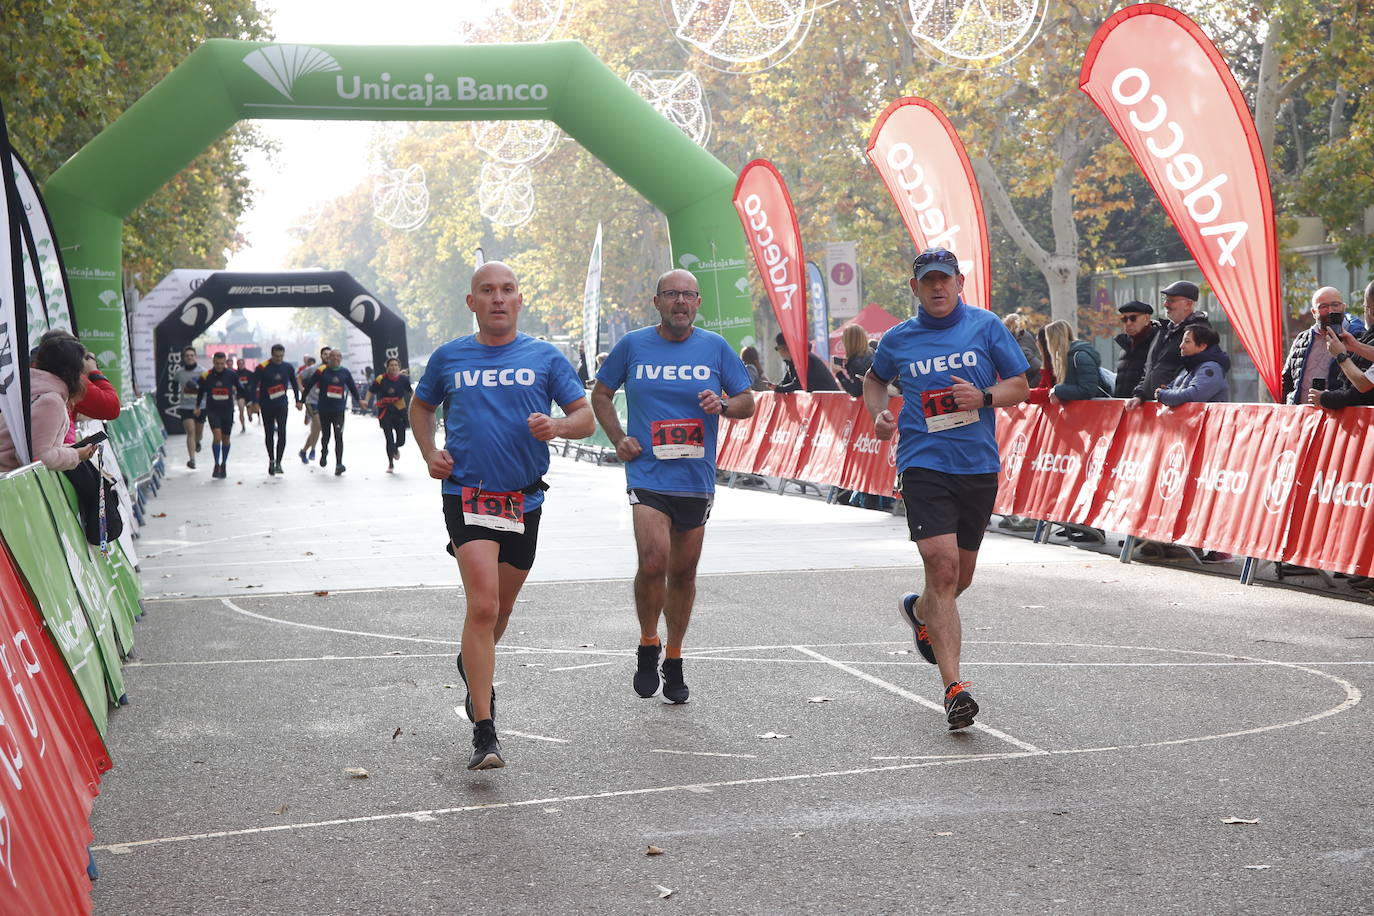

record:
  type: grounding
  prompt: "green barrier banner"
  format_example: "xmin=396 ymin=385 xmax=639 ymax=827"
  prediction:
xmin=0 ymin=472 xmax=110 ymax=734
xmin=53 ymin=472 xmax=138 ymax=651
xmin=45 ymin=40 xmax=757 ymax=394
xmin=35 ymin=471 xmax=128 ymax=702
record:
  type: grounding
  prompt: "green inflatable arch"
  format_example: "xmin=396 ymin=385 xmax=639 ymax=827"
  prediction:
xmin=43 ymin=40 xmax=755 ymax=393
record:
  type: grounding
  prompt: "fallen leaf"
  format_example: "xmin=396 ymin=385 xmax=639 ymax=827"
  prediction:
xmin=272 ymin=803 xmax=288 ymax=815
xmin=790 ymin=831 xmax=806 ymax=838
xmin=888 ymin=649 xmax=911 ymax=656
xmin=1223 ymin=817 xmax=1259 ymax=825
xmin=519 ymin=663 xmax=544 ymax=668
xmin=1243 ymin=865 xmax=1271 ymax=870
xmin=974 ymin=626 xmax=993 ymax=630
xmin=392 ymin=728 xmax=402 ymax=741
xmin=227 ymin=577 xmax=239 ymax=581
xmin=387 ymin=650 xmax=402 ymax=656
xmin=934 ymin=831 xmax=953 ymax=837
xmin=756 ymin=732 xmax=790 ymax=739
xmin=304 ymin=551 xmax=314 ymax=556
xmin=442 ymin=684 xmax=460 ymax=689
xmin=654 ymin=885 xmax=673 ymax=899
xmin=1019 ymin=605 xmax=1045 ymax=609
xmin=578 ymin=643 xmax=595 ymax=648
xmin=646 ymin=845 xmax=665 ymax=856
xmin=343 ymin=767 xmax=369 ymax=779
xmin=244 ymin=584 xmax=260 ymax=588
xmin=807 ymin=697 xmax=833 ymax=703
xmin=314 ymin=590 xmax=330 ymax=597
xmin=152 ymin=512 xmax=167 ymax=518
xmin=161 ymin=574 xmax=172 ymax=578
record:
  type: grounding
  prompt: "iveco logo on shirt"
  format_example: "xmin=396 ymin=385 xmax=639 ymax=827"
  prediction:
xmin=228 ymin=285 xmax=336 ymax=295
xmin=454 ymin=368 xmax=536 ymax=387
xmin=634 ymin=365 xmax=712 ymax=380
xmin=907 ymin=351 xmax=978 ymax=376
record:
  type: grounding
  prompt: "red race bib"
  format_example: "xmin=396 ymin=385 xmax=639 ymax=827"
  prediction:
xmin=211 ymin=387 xmax=231 ymax=401
xmin=267 ymin=384 xmax=286 ymax=399
xmin=326 ymin=385 xmax=344 ymax=399
xmin=649 ymin=418 xmax=706 ymax=459
xmin=460 ymin=487 xmax=525 ymax=533
xmin=920 ymin=387 xmax=978 ymax=433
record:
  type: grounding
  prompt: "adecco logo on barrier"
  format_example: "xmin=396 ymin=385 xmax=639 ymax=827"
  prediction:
xmin=1310 ymin=471 xmax=1374 ymax=508
xmin=1085 ymin=435 xmax=1111 ymax=484
xmin=1194 ymin=463 xmax=1250 ymax=496
xmin=1029 ymin=451 xmax=1081 ymax=476
xmin=887 ymin=430 xmax=900 ymax=467
xmin=1157 ymin=441 xmax=1188 ymax=501
xmin=1262 ymin=449 xmax=1298 ymax=514
xmin=1003 ymin=432 xmax=1029 ymax=482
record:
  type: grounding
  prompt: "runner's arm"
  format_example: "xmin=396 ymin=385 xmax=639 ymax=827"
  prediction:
xmin=862 ymin=370 xmax=898 ymax=441
xmin=529 ymin=396 xmax=594 ymax=442
xmin=409 ymin=396 xmax=454 ymax=480
xmin=590 ymin=381 xmax=627 ymax=445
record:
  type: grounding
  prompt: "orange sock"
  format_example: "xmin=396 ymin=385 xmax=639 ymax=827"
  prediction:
xmin=664 ymin=645 xmax=682 ymax=659
xmin=640 ymin=635 xmax=661 ymax=647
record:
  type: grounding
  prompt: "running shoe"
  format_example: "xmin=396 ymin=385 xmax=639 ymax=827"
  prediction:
xmin=386 ymin=465 xmax=394 ymax=474
xmin=335 ymin=464 xmax=345 ymax=476
xmin=298 ymin=449 xmax=308 ymax=465
xmin=273 ymin=461 xmax=284 ymax=475
xmin=187 ymin=458 xmax=196 ymax=469
xmin=308 ymin=449 xmax=316 ymax=461
xmin=633 ymin=643 xmax=661 ymax=698
xmin=455 ymin=652 xmax=496 ymax=722
xmin=467 ymin=719 xmax=504 ymax=770
xmin=268 ymin=462 xmax=276 ymax=476
xmin=319 ymin=448 xmax=328 ymax=467
xmin=660 ymin=657 xmax=689 ymax=704
xmin=944 ymin=681 xmax=978 ymax=730
xmin=898 ymin=593 xmax=937 ymax=666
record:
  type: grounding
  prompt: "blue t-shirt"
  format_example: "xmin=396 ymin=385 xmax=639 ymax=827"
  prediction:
xmin=415 ymin=333 xmax=585 ymax=510
xmin=596 ymin=326 xmax=752 ymax=495
xmin=870 ymin=302 xmax=1029 ymax=475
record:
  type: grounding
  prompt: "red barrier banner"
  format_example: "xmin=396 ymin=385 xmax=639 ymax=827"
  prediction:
xmin=754 ymin=392 xmax=815 ymax=479
xmin=1172 ymin=404 xmax=1322 ymax=557
xmin=733 ymin=160 xmax=810 ymax=388
xmin=866 ymin=98 xmax=991 ymax=311
xmin=1085 ymin=403 xmax=1205 ymax=541
xmin=716 ymin=393 xmax=768 ymax=472
xmin=1014 ymin=400 xmax=1126 ymax=524
xmin=0 ymin=542 xmax=101 ymax=915
xmin=794 ymin=395 xmax=862 ymax=484
xmin=1080 ymin=5 xmax=1283 ymax=401
xmin=992 ymin=402 xmax=1045 ymax=516
xmin=837 ymin=397 xmax=901 ymax=495
xmin=1282 ymin=408 xmax=1374 ymax=576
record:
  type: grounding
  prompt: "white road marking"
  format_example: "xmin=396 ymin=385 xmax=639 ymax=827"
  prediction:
xmin=451 ymin=707 xmax=567 ymax=743
xmin=790 ymin=645 xmax=1047 ymax=755
xmin=650 ymin=749 xmax=759 ymax=759
xmin=549 ymin=661 xmax=616 ymax=672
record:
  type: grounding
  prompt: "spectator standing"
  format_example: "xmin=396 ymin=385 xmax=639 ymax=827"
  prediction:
xmin=0 ymin=337 xmax=98 ymax=472
xmin=1046 ymin=320 xmax=1106 ymax=402
xmin=773 ymin=332 xmax=839 ymax=392
xmin=833 ymin=324 xmax=873 ymax=397
xmin=739 ymin=345 xmax=769 ymax=391
xmin=1125 ymin=280 xmax=1210 ymax=409
xmin=1157 ymin=325 xmax=1230 ymax=405
xmin=1310 ymin=281 xmax=1374 ymax=410
xmin=1113 ymin=301 xmax=1158 ymax=398
xmin=1003 ymin=313 xmax=1041 ymax=383
xmin=1282 ymin=286 xmax=1365 ymax=404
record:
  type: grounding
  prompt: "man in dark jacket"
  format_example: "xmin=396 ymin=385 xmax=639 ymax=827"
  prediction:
xmin=1125 ymin=280 xmax=1211 ymax=409
xmin=1113 ymin=300 xmax=1158 ymax=398
xmin=1310 ymin=280 xmax=1374 ymax=410
xmin=773 ymin=332 xmax=840 ymax=392
xmin=1281 ymin=285 xmax=1366 ymax=404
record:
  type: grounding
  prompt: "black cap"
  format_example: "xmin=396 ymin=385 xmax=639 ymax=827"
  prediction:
xmin=1161 ymin=280 xmax=1199 ymax=301
xmin=1118 ymin=300 xmax=1153 ymax=316
xmin=774 ymin=332 xmax=787 ymax=348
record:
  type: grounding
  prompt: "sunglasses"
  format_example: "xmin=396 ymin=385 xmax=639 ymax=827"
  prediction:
xmin=912 ymin=248 xmax=959 ymax=275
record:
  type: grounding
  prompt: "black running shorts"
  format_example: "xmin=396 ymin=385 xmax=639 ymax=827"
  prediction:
xmin=628 ymin=488 xmax=713 ymax=532
xmin=177 ymin=407 xmax=198 ymax=423
xmin=442 ymin=496 xmax=542 ymax=571
xmin=900 ymin=467 xmax=999 ymax=551
xmin=205 ymin=410 xmax=235 ymax=432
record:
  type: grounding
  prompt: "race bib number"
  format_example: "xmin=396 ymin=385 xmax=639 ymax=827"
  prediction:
xmin=650 ymin=418 xmax=705 ymax=459
xmin=211 ymin=387 xmax=231 ymax=401
xmin=326 ymin=385 xmax=344 ymax=399
xmin=920 ymin=387 xmax=978 ymax=433
xmin=461 ymin=487 xmax=525 ymax=533
xmin=379 ymin=396 xmax=401 ymax=407
xmin=268 ymin=384 xmax=286 ymax=399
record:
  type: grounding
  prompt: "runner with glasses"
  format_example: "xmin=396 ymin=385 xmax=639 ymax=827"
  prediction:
xmin=591 ymin=269 xmax=755 ymax=706
xmin=864 ymin=248 xmax=1029 ymax=730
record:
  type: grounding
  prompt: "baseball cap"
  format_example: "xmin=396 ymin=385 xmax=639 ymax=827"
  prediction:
xmin=912 ymin=248 xmax=960 ymax=280
xmin=1161 ymin=280 xmax=1199 ymax=301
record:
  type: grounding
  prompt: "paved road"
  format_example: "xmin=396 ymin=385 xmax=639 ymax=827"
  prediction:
xmin=92 ymin=419 xmax=1373 ymax=914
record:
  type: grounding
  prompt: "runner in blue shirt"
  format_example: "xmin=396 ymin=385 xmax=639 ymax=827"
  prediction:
xmin=194 ymin=352 xmax=250 ymax=479
xmin=592 ymin=268 xmax=754 ymax=706
xmin=368 ymin=358 xmax=413 ymax=473
xmin=302 ymin=350 xmax=361 ymax=476
xmin=411 ymin=261 xmax=593 ymax=771
xmin=864 ymin=248 xmax=1029 ymax=731
xmin=254 ymin=344 xmax=302 ymax=476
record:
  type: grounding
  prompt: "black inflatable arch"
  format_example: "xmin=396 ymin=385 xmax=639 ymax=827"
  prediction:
xmin=154 ymin=270 xmax=408 ymax=432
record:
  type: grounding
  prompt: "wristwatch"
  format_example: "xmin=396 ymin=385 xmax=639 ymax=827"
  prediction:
xmin=982 ymin=388 xmax=994 ymax=408
xmin=1336 ymin=352 xmax=1352 ymax=364
xmin=719 ymin=396 xmax=729 ymax=414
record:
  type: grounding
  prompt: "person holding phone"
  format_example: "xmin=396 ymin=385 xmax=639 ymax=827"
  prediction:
xmin=1282 ymin=286 xmax=1366 ymax=404
xmin=1311 ymin=280 xmax=1374 ymax=408
xmin=0 ymin=336 xmax=99 ymax=473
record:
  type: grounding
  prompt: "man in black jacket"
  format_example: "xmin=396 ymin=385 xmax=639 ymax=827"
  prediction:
xmin=1125 ymin=280 xmax=1211 ymax=410
xmin=1112 ymin=300 xmax=1158 ymax=398
xmin=1310 ymin=280 xmax=1374 ymax=410
xmin=773 ymin=332 xmax=839 ymax=393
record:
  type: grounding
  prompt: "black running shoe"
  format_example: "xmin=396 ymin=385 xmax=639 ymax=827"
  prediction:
xmin=633 ymin=643 xmax=661 ymax=698
xmin=455 ymin=652 xmax=495 ymax=722
xmin=335 ymin=464 xmax=345 ymax=476
xmin=319 ymin=448 xmax=328 ymax=467
xmin=944 ymin=681 xmax=978 ymax=730
xmin=660 ymin=657 xmax=689 ymax=704
xmin=898 ymin=593 xmax=937 ymax=665
xmin=268 ymin=462 xmax=276 ymax=476
xmin=187 ymin=458 xmax=196 ymax=469
xmin=467 ymin=719 xmax=504 ymax=770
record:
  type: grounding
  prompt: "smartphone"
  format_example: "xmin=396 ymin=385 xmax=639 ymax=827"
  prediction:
xmin=1322 ymin=312 xmax=1344 ymax=328
xmin=1311 ymin=379 xmax=1327 ymax=392
xmin=73 ymin=431 xmax=109 ymax=449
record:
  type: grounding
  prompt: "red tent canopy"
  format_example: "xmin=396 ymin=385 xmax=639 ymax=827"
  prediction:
xmin=830 ymin=303 xmax=902 ymax=348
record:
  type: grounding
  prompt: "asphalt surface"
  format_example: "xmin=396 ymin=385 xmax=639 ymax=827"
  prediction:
xmin=90 ymin=418 xmax=1373 ymax=914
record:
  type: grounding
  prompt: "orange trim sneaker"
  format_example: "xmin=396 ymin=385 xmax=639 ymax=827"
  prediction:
xmin=898 ymin=594 xmax=937 ymax=665
xmin=944 ymin=681 xmax=978 ymax=730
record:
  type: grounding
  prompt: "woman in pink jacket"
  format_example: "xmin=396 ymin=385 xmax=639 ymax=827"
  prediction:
xmin=0 ymin=337 xmax=99 ymax=473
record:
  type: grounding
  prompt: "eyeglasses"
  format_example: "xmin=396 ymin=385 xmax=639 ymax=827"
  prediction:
xmin=912 ymin=248 xmax=959 ymax=275
xmin=1120 ymin=314 xmax=1145 ymax=322
xmin=657 ymin=289 xmax=701 ymax=302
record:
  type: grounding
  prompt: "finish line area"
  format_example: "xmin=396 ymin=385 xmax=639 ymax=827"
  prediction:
xmin=94 ymin=421 xmax=1373 ymax=914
